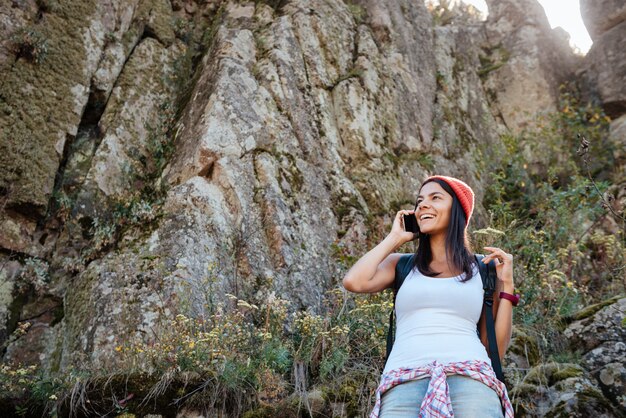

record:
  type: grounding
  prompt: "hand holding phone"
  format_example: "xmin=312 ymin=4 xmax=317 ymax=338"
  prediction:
xmin=404 ymin=195 xmax=421 ymax=235
xmin=390 ymin=210 xmax=419 ymax=245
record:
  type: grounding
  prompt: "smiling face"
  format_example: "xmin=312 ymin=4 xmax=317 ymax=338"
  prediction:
xmin=416 ymin=181 xmax=454 ymax=235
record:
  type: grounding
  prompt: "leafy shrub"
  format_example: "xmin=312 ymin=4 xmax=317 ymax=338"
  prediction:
xmin=480 ymin=85 xmax=624 ymax=363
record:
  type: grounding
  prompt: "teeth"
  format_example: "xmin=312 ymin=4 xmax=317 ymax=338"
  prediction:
xmin=420 ymin=215 xmax=435 ymax=220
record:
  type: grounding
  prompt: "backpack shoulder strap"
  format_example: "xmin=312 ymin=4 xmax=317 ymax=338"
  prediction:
xmin=384 ymin=253 xmax=415 ymax=366
xmin=394 ymin=253 xmax=415 ymax=295
xmin=474 ymin=254 xmax=506 ymax=384
xmin=475 ymin=253 xmax=496 ymax=292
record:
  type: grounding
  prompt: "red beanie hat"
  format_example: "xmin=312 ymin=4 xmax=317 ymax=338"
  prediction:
xmin=423 ymin=175 xmax=475 ymax=226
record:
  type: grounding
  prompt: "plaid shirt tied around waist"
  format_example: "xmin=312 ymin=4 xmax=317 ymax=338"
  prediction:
xmin=370 ymin=359 xmax=514 ymax=418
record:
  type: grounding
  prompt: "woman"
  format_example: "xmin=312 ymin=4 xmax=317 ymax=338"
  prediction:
xmin=343 ymin=175 xmax=517 ymax=418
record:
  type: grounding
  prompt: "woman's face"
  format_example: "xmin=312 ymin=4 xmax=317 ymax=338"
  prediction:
xmin=416 ymin=181 xmax=453 ymax=235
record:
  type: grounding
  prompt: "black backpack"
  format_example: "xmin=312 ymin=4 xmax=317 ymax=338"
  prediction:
xmin=384 ymin=253 xmax=505 ymax=384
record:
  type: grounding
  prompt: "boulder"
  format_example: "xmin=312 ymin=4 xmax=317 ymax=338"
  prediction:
xmin=503 ymin=325 xmax=541 ymax=384
xmin=564 ymin=297 xmax=626 ymax=411
xmin=579 ymin=21 xmax=626 ymax=118
xmin=580 ymin=0 xmax=626 ymax=40
xmin=510 ymin=362 xmax=621 ymax=417
xmin=482 ymin=0 xmax=578 ymax=132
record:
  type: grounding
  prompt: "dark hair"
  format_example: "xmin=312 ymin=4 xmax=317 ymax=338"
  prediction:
xmin=412 ymin=178 xmax=476 ymax=282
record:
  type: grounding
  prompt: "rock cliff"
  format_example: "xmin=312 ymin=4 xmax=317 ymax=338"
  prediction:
xmin=0 ymin=0 xmax=624 ymax=416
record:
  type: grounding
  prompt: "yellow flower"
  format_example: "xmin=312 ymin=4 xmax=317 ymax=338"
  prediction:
xmin=115 ymin=346 xmax=122 ymax=352
xmin=188 ymin=341 xmax=196 ymax=349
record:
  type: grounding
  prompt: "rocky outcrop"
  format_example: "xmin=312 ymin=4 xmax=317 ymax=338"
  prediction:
xmin=579 ymin=22 xmax=626 ymax=118
xmin=0 ymin=0 xmax=212 ymax=370
xmin=505 ymin=298 xmax=626 ymax=417
xmin=580 ymin=0 xmax=626 ymax=40
xmin=503 ymin=325 xmax=541 ymax=381
xmin=510 ymin=362 xmax=622 ymax=417
xmin=0 ymin=0 xmax=183 ymax=254
xmin=1 ymin=0 xmax=100 ymax=250
xmin=431 ymin=22 xmax=504 ymax=189
xmin=481 ymin=0 xmax=579 ymax=132
xmin=579 ymin=0 xmax=626 ymax=118
xmin=564 ymin=297 xmax=626 ymax=412
xmin=0 ymin=0 xmax=124 ymax=210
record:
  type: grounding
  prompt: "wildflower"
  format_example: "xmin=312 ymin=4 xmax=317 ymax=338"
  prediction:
xmin=115 ymin=346 xmax=122 ymax=352
xmin=237 ymin=300 xmax=258 ymax=310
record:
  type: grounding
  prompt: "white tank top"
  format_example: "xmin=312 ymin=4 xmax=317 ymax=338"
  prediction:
xmin=382 ymin=262 xmax=492 ymax=374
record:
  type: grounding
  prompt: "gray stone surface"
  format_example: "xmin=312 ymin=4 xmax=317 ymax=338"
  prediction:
xmin=564 ymin=297 xmax=626 ymax=411
xmin=580 ymin=0 xmax=626 ymax=40
xmin=579 ymin=21 xmax=626 ymax=118
xmin=482 ymin=0 xmax=579 ymax=132
xmin=510 ymin=362 xmax=621 ymax=417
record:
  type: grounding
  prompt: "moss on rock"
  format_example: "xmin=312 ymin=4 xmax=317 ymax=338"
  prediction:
xmin=523 ymin=362 xmax=584 ymax=387
xmin=565 ymin=295 xmax=623 ymax=323
xmin=507 ymin=325 xmax=541 ymax=366
xmin=136 ymin=0 xmax=176 ymax=47
xmin=0 ymin=0 xmax=97 ymax=216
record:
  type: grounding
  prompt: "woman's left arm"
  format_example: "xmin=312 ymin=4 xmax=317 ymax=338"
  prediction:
xmin=479 ymin=246 xmax=515 ymax=360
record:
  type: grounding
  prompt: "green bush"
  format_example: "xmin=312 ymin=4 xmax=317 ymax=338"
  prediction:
xmin=479 ymin=85 xmax=624 ymax=362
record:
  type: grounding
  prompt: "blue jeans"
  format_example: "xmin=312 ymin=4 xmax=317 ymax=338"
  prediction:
xmin=380 ymin=375 xmax=504 ymax=417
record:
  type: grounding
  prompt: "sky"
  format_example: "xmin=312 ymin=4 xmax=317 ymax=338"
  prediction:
xmin=460 ymin=0 xmax=593 ymax=54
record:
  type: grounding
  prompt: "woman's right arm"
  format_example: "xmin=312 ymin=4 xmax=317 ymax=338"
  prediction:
xmin=342 ymin=210 xmax=417 ymax=293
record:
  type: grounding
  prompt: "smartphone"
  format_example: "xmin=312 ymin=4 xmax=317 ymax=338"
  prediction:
xmin=403 ymin=213 xmax=419 ymax=233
